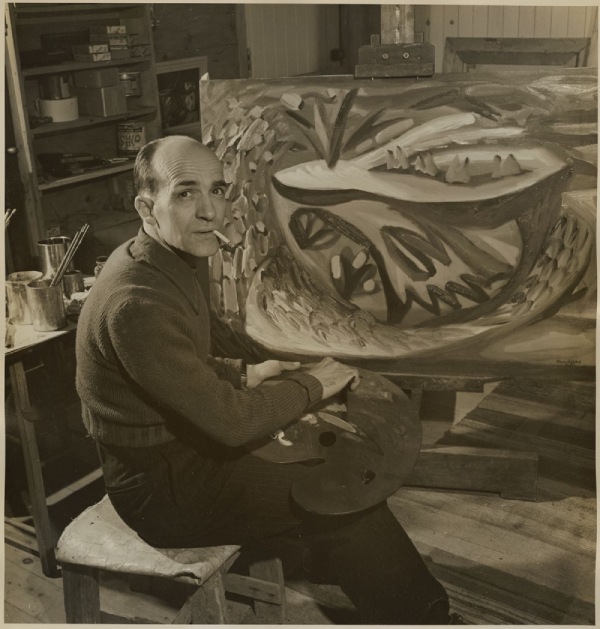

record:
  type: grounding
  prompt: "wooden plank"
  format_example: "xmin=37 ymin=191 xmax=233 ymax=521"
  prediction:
xmin=4 ymin=518 xmax=39 ymax=555
xmin=4 ymin=601 xmax=40 ymax=623
xmin=442 ymin=38 xmax=464 ymax=74
xmin=187 ymin=572 xmax=228 ymax=623
xmin=551 ymin=6 xmax=570 ymax=38
xmin=502 ymin=7 xmax=520 ymax=38
xmin=355 ymin=61 xmax=434 ymax=79
xmin=518 ymin=6 xmax=536 ymax=37
xmin=472 ymin=5 xmax=488 ymax=36
xmin=584 ymin=6 xmax=598 ymax=38
xmin=280 ymin=5 xmax=294 ymax=76
xmin=381 ymin=5 xmax=414 ymax=45
xmin=390 ymin=490 xmax=596 ymax=603
xmin=426 ymin=546 xmax=594 ymax=625
xmin=478 ymin=395 xmax=592 ymax=431
xmin=4 ymin=546 xmax=65 ymax=623
xmin=248 ymin=557 xmax=286 ymax=623
xmin=454 ymin=408 xmax=594 ymax=461
xmin=247 ymin=4 xmax=262 ymax=78
xmin=444 ymin=5 xmax=459 ymax=39
xmin=414 ymin=5 xmax=430 ymax=43
xmin=9 ymin=361 xmax=59 ymax=577
xmin=224 ymin=572 xmax=282 ymax=603
xmin=406 ymin=446 xmax=538 ymax=500
xmin=46 ymin=467 xmax=103 ymax=506
xmin=428 ymin=5 xmax=445 ymax=73
xmin=568 ymin=6 xmax=588 ymax=37
xmin=394 ymin=488 xmax=596 ymax=558
xmin=535 ymin=6 xmax=553 ymax=37
xmin=234 ymin=5 xmax=249 ymax=79
xmin=457 ymin=5 xmax=473 ymax=37
xmin=62 ymin=564 xmax=101 ymax=623
xmin=442 ymin=419 xmax=594 ymax=491
xmin=493 ymin=380 xmax=595 ymax=413
xmin=487 ymin=6 xmax=504 ymax=37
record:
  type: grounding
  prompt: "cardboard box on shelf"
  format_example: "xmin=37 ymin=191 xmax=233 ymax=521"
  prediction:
xmin=73 ymin=67 xmax=120 ymax=88
xmin=72 ymin=43 xmax=110 ymax=54
xmin=74 ymin=84 xmax=127 ymax=117
xmin=90 ymin=24 xmax=126 ymax=34
xmin=90 ymin=33 xmax=128 ymax=47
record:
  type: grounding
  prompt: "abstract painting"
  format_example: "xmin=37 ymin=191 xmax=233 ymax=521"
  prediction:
xmin=200 ymin=69 xmax=596 ymax=376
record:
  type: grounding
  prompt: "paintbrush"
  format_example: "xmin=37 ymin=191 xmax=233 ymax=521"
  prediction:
xmin=4 ymin=208 xmax=16 ymax=228
xmin=212 ymin=229 xmax=238 ymax=254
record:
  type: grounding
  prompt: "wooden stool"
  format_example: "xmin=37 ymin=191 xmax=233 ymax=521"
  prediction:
xmin=56 ymin=496 xmax=287 ymax=624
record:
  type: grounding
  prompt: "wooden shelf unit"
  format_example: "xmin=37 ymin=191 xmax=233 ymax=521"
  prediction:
xmin=6 ymin=3 xmax=162 ymax=261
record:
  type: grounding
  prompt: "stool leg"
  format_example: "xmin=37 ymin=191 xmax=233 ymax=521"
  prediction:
xmin=249 ymin=557 xmax=286 ymax=623
xmin=175 ymin=570 xmax=228 ymax=624
xmin=62 ymin=563 xmax=101 ymax=623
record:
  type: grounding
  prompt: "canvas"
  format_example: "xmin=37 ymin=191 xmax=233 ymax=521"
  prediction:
xmin=200 ymin=69 xmax=596 ymax=379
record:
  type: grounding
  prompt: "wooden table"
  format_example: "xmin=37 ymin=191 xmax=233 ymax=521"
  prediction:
xmin=5 ymin=322 xmax=78 ymax=577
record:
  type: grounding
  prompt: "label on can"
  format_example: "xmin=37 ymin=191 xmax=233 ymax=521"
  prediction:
xmin=117 ymin=122 xmax=146 ymax=156
xmin=118 ymin=71 xmax=141 ymax=97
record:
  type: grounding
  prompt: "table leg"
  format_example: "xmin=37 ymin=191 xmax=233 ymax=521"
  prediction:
xmin=9 ymin=360 xmax=59 ymax=577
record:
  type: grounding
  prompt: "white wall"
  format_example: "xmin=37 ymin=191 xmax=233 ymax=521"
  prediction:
xmin=245 ymin=5 xmax=598 ymax=79
xmin=415 ymin=5 xmax=598 ymax=71
xmin=244 ymin=4 xmax=339 ymax=78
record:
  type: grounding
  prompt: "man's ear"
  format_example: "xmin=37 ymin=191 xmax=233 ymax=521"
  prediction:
xmin=134 ymin=195 xmax=157 ymax=225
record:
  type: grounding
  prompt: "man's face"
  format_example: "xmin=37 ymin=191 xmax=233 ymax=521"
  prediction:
xmin=148 ymin=140 xmax=228 ymax=258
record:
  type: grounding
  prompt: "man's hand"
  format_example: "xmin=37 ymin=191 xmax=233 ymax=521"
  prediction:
xmin=246 ymin=360 xmax=302 ymax=388
xmin=304 ymin=357 xmax=360 ymax=399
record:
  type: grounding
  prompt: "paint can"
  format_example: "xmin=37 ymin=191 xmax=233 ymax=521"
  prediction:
xmin=118 ymin=71 xmax=141 ymax=97
xmin=41 ymin=74 xmax=71 ymax=100
xmin=62 ymin=270 xmax=85 ymax=298
xmin=37 ymin=236 xmax=74 ymax=279
xmin=117 ymin=122 xmax=146 ymax=157
xmin=25 ymin=279 xmax=67 ymax=332
xmin=6 ymin=271 xmax=44 ymax=325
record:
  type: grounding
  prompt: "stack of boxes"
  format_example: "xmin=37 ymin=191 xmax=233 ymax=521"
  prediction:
xmin=73 ymin=67 xmax=127 ymax=117
xmin=70 ymin=21 xmax=150 ymax=118
xmin=89 ymin=24 xmax=131 ymax=61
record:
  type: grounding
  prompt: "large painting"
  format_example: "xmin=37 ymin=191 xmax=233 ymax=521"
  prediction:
xmin=200 ymin=69 xmax=596 ymax=377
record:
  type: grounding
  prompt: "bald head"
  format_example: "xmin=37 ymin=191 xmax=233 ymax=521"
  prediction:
xmin=134 ymin=136 xmax=220 ymax=196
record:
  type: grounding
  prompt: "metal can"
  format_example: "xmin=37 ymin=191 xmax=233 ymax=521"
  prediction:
xmin=118 ymin=71 xmax=141 ymax=97
xmin=41 ymin=74 xmax=71 ymax=100
xmin=117 ymin=122 xmax=146 ymax=156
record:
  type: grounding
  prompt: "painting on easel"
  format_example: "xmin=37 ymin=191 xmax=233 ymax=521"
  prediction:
xmin=200 ymin=69 xmax=596 ymax=375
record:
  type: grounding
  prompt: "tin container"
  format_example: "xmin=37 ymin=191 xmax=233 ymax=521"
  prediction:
xmin=118 ymin=71 xmax=141 ymax=97
xmin=41 ymin=74 xmax=71 ymax=100
xmin=6 ymin=271 xmax=44 ymax=324
xmin=37 ymin=237 xmax=74 ymax=279
xmin=26 ymin=279 xmax=67 ymax=332
xmin=117 ymin=122 xmax=146 ymax=156
xmin=62 ymin=270 xmax=85 ymax=298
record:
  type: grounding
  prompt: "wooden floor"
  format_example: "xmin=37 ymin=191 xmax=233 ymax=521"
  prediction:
xmin=4 ymin=379 xmax=596 ymax=624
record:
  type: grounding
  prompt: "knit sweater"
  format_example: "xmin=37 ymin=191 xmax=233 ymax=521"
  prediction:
xmin=76 ymin=228 xmax=323 ymax=448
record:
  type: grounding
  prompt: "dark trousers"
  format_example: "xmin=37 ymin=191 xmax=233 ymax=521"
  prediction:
xmin=97 ymin=439 xmax=449 ymax=624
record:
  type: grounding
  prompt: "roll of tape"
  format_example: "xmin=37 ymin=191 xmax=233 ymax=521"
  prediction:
xmin=39 ymin=96 xmax=79 ymax=122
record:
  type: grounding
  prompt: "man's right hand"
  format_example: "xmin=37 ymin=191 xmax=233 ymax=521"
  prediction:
xmin=305 ymin=357 xmax=360 ymax=400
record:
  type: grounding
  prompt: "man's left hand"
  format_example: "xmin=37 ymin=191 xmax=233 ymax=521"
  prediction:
xmin=246 ymin=360 xmax=302 ymax=388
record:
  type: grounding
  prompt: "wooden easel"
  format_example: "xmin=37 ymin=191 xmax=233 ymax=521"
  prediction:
xmin=355 ymin=5 xmax=434 ymax=78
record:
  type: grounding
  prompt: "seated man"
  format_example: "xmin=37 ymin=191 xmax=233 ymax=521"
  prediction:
xmin=76 ymin=135 xmax=461 ymax=624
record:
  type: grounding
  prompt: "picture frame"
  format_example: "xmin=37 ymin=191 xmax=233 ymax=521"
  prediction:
xmin=155 ymin=56 xmax=208 ymax=137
